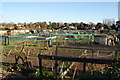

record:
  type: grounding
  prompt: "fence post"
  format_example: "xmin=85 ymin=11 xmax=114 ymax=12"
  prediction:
xmin=55 ymin=36 xmax=58 ymax=80
xmin=15 ymin=55 xmax=17 ymax=64
xmin=83 ymin=57 xmax=86 ymax=72
xmin=5 ymin=36 xmax=7 ymax=46
xmin=92 ymin=49 xmax=94 ymax=58
xmin=91 ymin=48 xmax=94 ymax=70
xmin=5 ymin=36 xmax=9 ymax=46
xmin=38 ymin=54 xmax=42 ymax=79
xmin=7 ymin=36 xmax=9 ymax=45
xmin=115 ymin=51 xmax=117 ymax=59
xmin=55 ymin=46 xmax=58 ymax=80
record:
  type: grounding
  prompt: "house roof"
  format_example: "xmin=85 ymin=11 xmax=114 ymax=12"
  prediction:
xmin=7 ymin=26 xmax=14 ymax=29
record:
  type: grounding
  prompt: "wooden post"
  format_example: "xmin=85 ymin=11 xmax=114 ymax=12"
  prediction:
xmin=91 ymin=53 xmax=94 ymax=71
xmin=5 ymin=36 xmax=9 ymax=46
xmin=7 ymin=36 xmax=9 ymax=45
xmin=92 ymin=42 xmax=94 ymax=59
xmin=15 ymin=55 xmax=17 ymax=64
xmin=73 ymin=67 xmax=77 ymax=79
xmin=97 ymin=50 xmax=99 ymax=59
xmin=5 ymin=36 xmax=7 ymax=46
xmin=88 ymin=36 xmax=90 ymax=44
xmin=115 ymin=51 xmax=117 ymax=59
xmin=55 ymin=36 xmax=58 ymax=80
xmin=83 ymin=57 xmax=86 ymax=72
xmin=55 ymin=46 xmax=58 ymax=80
xmin=91 ymin=44 xmax=94 ymax=70
xmin=92 ymin=49 xmax=94 ymax=59
xmin=38 ymin=54 xmax=42 ymax=79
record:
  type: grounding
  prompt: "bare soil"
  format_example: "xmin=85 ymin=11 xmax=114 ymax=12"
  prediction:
xmin=1 ymin=44 xmax=119 ymax=79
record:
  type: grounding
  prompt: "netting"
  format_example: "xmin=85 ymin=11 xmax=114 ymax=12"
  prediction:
xmin=53 ymin=34 xmax=93 ymax=46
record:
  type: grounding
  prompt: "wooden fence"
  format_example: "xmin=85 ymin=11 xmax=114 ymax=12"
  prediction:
xmin=38 ymin=46 xmax=120 ymax=79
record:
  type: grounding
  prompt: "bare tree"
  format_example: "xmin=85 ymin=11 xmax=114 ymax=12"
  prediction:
xmin=103 ymin=19 xmax=115 ymax=26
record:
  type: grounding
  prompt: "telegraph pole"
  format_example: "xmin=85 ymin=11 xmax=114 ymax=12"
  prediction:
xmin=118 ymin=1 xmax=120 ymax=21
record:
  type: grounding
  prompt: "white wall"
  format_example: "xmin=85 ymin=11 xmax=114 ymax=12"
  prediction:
xmin=0 ymin=30 xmax=30 ymax=35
